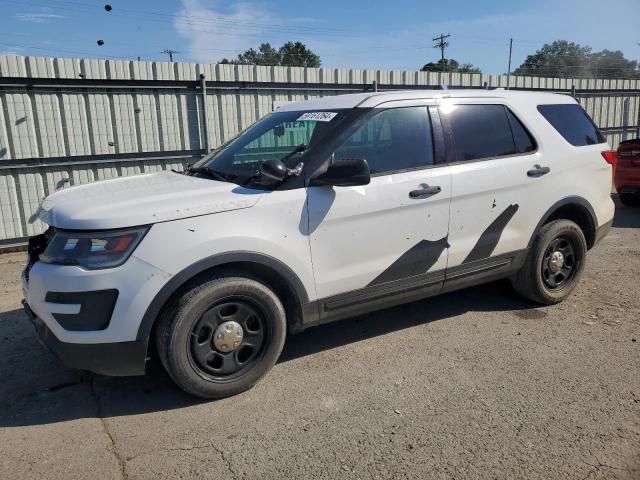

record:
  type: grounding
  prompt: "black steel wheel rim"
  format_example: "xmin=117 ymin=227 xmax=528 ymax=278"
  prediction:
xmin=187 ymin=297 xmax=269 ymax=380
xmin=541 ymin=236 xmax=577 ymax=290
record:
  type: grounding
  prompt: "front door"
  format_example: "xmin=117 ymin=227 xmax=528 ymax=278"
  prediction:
xmin=306 ymin=103 xmax=452 ymax=320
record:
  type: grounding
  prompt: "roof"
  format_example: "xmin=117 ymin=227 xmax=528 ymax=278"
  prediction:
xmin=275 ymin=89 xmax=576 ymax=112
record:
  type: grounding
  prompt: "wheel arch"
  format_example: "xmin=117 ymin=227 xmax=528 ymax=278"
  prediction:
xmin=528 ymin=196 xmax=598 ymax=250
xmin=136 ymin=252 xmax=311 ymax=344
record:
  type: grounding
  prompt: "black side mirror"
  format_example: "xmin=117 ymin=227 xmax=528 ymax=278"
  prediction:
xmin=260 ymin=158 xmax=288 ymax=181
xmin=311 ymin=158 xmax=370 ymax=187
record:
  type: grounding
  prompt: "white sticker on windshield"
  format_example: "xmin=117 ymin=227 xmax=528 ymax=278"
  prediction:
xmin=296 ymin=112 xmax=338 ymax=122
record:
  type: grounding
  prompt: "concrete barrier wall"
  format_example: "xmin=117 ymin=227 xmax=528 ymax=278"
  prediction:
xmin=1 ymin=54 xmax=639 ymax=244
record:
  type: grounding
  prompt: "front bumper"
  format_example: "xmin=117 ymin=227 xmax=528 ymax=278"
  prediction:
xmin=23 ymin=300 xmax=147 ymax=376
xmin=23 ymin=254 xmax=171 ymax=344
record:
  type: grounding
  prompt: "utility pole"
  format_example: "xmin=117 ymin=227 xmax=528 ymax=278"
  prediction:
xmin=506 ymin=38 xmax=513 ymax=89
xmin=162 ymin=49 xmax=178 ymax=62
xmin=432 ymin=33 xmax=451 ymax=85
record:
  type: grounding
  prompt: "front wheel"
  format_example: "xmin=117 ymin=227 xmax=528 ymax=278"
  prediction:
xmin=512 ymin=219 xmax=587 ymax=304
xmin=156 ymin=274 xmax=286 ymax=399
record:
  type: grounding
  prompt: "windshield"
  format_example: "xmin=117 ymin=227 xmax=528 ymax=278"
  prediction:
xmin=192 ymin=109 xmax=351 ymax=183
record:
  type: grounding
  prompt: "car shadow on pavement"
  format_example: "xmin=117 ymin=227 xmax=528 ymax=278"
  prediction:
xmin=0 ymin=279 xmax=540 ymax=428
xmin=612 ymin=195 xmax=640 ymax=228
xmin=280 ymin=279 xmax=535 ymax=362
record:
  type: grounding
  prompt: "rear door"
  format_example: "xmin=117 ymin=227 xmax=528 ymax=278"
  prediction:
xmin=439 ymin=100 xmax=544 ymax=279
xmin=306 ymin=102 xmax=452 ymax=318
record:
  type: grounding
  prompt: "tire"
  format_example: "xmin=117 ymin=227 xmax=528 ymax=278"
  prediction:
xmin=619 ymin=193 xmax=640 ymax=207
xmin=156 ymin=273 xmax=286 ymax=399
xmin=512 ymin=219 xmax=587 ymax=305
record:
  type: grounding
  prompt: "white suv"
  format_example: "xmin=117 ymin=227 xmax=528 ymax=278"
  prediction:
xmin=22 ymin=89 xmax=614 ymax=398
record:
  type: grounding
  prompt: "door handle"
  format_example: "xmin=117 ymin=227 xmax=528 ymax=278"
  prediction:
xmin=527 ymin=164 xmax=550 ymax=177
xmin=409 ymin=185 xmax=441 ymax=199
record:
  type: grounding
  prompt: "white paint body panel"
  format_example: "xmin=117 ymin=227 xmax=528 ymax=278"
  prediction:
xmin=307 ymin=167 xmax=451 ymax=298
xmin=23 ymin=256 xmax=172 ymax=343
xmin=36 ymin=171 xmax=262 ymax=229
xmin=134 ymin=188 xmax=316 ymax=302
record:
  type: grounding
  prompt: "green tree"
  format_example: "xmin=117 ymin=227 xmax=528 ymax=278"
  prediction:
xmin=590 ymin=49 xmax=639 ymax=79
xmin=513 ymin=40 xmax=640 ymax=78
xmin=279 ymin=41 xmax=321 ymax=68
xmin=421 ymin=59 xmax=481 ymax=74
xmin=219 ymin=41 xmax=321 ymax=67
xmin=513 ymin=41 xmax=592 ymax=77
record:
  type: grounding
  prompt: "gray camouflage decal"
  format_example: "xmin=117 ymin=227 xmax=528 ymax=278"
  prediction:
xmin=462 ymin=204 xmax=520 ymax=264
xmin=368 ymin=236 xmax=450 ymax=286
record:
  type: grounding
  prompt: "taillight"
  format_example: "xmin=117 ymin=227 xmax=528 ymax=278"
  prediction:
xmin=601 ymin=150 xmax=617 ymax=165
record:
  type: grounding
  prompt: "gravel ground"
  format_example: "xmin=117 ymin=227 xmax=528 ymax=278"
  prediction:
xmin=0 ymin=198 xmax=638 ymax=480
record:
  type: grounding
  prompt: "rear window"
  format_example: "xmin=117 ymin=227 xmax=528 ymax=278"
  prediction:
xmin=537 ymin=104 xmax=605 ymax=146
xmin=442 ymin=104 xmax=535 ymax=161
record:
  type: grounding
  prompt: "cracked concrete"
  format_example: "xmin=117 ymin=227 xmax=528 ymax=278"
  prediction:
xmin=125 ymin=443 xmax=238 ymax=479
xmin=90 ymin=377 xmax=127 ymax=480
xmin=213 ymin=445 xmax=239 ymax=480
xmin=1 ymin=199 xmax=639 ymax=479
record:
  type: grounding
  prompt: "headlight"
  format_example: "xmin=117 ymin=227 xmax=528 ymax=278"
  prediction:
xmin=40 ymin=226 xmax=149 ymax=270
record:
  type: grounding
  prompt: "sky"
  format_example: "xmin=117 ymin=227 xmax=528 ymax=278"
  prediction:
xmin=2 ymin=0 xmax=639 ymax=75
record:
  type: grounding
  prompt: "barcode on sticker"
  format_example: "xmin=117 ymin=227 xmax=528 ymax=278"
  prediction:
xmin=296 ymin=112 xmax=338 ymax=122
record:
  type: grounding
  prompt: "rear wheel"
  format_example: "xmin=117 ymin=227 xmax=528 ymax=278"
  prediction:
xmin=156 ymin=274 xmax=286 ymax=399
xmin=512 ymin=219 xmax=587 ymax=304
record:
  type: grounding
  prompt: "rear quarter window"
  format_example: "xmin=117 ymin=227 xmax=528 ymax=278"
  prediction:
xmin=537 ymin=104 xmax=605 ymax=146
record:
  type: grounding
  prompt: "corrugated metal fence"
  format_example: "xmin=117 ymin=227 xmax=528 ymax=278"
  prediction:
xmin=1 ymin=54 xmax=639 ymax=245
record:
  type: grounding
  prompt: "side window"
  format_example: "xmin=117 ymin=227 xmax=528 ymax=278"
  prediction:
xmin=537 ymin=104 xmax=605 ymax=146
xmin=443 ymin=104 xmax=517 ymax=161
xmin=334 ymin=107 xmax=433 ymax=175
xmin=506 ymin=109 xmax=536 ymax=153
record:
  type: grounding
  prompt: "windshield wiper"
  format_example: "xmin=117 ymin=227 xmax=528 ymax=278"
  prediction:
xmin=185 ymin=166 xmax=235 ymax=182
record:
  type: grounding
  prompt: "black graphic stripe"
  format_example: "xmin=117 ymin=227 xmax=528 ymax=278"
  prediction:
xmin=368 ymin=236 xmax=450 ymax=286
xmin=463 ymin=204 xmax=519 ymax=264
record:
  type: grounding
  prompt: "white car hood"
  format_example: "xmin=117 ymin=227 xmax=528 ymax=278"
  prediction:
xmin=36 ymin=171 xmax=264 ymax=230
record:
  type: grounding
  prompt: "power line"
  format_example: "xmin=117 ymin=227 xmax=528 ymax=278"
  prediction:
xmin=3 ymin=0 xmax=635 ymax=60
xmin=5 ymin=0 xmax=633 ymax=67
xmin=0 ymin=41 xmax=149 ymax=60
xmin=0 ymin=32 xmax=442 ymax=55
xmin=2 ymin=0 xmax=359 ymax=37
xmin=0 ymin=39 xmax=430 ymax=63
xmin=1 ymin=38 xmax=636 ymax=78
xmin=1 ymin=37 xmax=620 ymax=62
xmin=6 ymin=0 xmax=584 ymax=47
